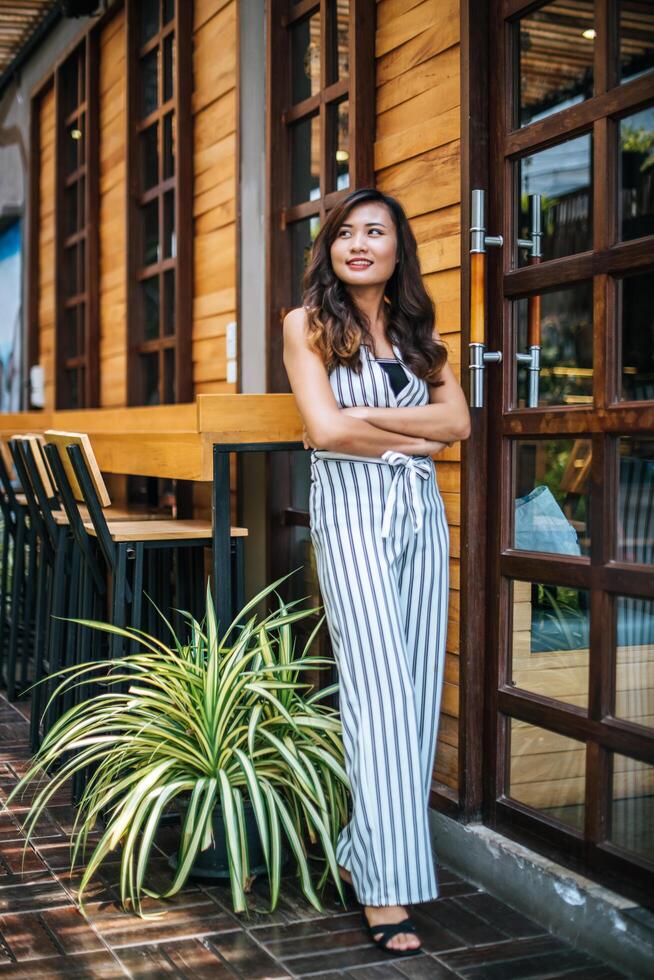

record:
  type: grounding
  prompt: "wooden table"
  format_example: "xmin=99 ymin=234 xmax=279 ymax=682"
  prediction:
xmin=0 ymin=395 xmax=305 ymax=628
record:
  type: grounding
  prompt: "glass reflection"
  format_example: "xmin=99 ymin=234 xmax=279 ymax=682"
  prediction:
xmin=610 ymin=754 xmax=654 ymax=862
xmin=615 ymin=596 xmax=654 ymax=730
xmin=514 ymin=439 xmax=591 ymax=556
xmin=516 ymin=282 xmax=593 ymax=407
xmin=291 ymin=115 xmax=320 ymax=205
xmin=140 ymin=123 xmax=159 ymax=191
xmin=292 ymin=13 xmax=320 ymax=104
xmin=509 ymin=719 xmax=586 ymax=830
xmin=141 ymin=275 xmax=160 ymax=342
xmin=511 ymin=580 xmax=589 ymax=710
xmin=64 ymin=308 xmax=78 ymax=360
xmin=140 ymin=352 xmax=160 ymax=405
xmin=337 ymin=100 xmax=349 ymax=190
xmin=518 ymin=134 xmax=592 ymax=264
xmin=143 ymin=200 xmax=159 ymax=266
xmin=620 ymin=1 xmax=654 ymax=84
xmin=140 ymin=49 xmax=159 ymax=117
xmin=621 ymin=272 xmax=654 ymax=401
xmin=337 ymin=0 xmax=349 ymax=80
xmin=618 ymin=438 xmax=654 ymax=565
xmin=620 ymin=105 xmax=654 ymax=241
xmin=163 ymin=270 xmax=175 ymax=336
xmin=517 ymin=0 xmax=594 ymax=128
xmin=141 ymin=0 xmax=160 ymax=44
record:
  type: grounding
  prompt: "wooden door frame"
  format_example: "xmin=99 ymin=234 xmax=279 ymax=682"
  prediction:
xmin=482 ymin=0 xmax=654 ymax=902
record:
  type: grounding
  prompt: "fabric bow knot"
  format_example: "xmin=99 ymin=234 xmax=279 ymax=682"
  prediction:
xmin=380 ymin=451 xmax=433 ymax=539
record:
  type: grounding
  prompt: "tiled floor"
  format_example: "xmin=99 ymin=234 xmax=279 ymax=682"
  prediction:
xmin=0 ymin=696 xmax=625 ymax=979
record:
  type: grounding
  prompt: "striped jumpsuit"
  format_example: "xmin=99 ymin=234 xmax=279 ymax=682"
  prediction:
xmin=309 ymin=341 xmax=449 ymax=907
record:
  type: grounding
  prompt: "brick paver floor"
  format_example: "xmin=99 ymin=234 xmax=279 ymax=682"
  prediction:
xmin=0 ymin=696 xmax=626 ymax=978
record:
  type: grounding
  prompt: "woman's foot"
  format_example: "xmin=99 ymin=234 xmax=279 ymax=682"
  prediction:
xmin=338 ymin=865 xmax=353 ymax=885
xmin=363 ymin=905 xmax=421 ymax=952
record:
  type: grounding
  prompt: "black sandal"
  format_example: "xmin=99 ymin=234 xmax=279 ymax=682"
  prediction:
xmin=361 ymin=909 xmax=423 ymax=957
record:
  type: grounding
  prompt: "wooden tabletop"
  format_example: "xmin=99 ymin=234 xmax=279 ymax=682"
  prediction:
xmin=0 ymin=395 xmax=304 ymax=481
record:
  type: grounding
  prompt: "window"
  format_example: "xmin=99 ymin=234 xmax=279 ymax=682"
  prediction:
xmin=126 ymin=0 xmax=192 ymax=405
xmin=267 ymin=0 xmax=375 ymax=392
xmin=55 ymin=38 xmax=99 ymax=408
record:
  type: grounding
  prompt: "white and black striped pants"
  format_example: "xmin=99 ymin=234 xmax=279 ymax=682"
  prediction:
xmin=310 ymin=451 xmax=449 ymax=907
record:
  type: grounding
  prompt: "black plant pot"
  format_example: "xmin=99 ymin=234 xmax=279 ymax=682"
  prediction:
xmin=169 ymin=800 xmax=288 ymax=880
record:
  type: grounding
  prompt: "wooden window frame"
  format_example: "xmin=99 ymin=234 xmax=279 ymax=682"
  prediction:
xmin=125 ymin=0 xmax=193 ymax=406
xmin=266 ymin=0 xmax=375 ymax=393
xmin=482 ymin=0 xmax=654 ymax=900
xmin=54 ymin=34 xmax=100 ymax=409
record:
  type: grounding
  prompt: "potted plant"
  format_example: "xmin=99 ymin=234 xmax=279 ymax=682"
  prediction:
xmin=8 ymin=576 xmax=349 ymax=917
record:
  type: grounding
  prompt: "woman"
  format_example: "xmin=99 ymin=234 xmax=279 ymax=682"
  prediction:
xmin=283 ymin=188 xmax=470 ymax=956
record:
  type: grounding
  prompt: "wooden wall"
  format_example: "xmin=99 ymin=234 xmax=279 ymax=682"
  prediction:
xmin=98 ymin=8 xmax=126 ymax=408
xmin=375 ymin=0 xmax=462 ymax=794
xmin=192 ymin=0 xmax=238 ymax=395
xmin=37 ymin=87 xmax=56 ymax=411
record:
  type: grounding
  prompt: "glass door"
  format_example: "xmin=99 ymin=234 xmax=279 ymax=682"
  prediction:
xmin=486 ymin=0 xmax=654 ymax=897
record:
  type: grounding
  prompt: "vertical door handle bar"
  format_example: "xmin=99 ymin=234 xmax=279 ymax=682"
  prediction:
xmin=516 ymin=194 xmax=542 ymax=407
xmin=469 ymin=189 xmax=503 ymax=409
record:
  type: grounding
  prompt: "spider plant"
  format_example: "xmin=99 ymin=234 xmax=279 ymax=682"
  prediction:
xmin=7 ymin=575 xmax=349 ymax=917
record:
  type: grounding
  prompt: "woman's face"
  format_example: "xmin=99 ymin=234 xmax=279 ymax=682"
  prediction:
xmin=329 ymin=202 xmax=398 ymax=288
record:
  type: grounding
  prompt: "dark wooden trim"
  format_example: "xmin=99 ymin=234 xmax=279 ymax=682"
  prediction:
xmin=501 ymin=405 xmax=654 ymax=434
xmin=505 ymin=72 xmax=654 ymax=156
xmin=175 ymin=0 xmax=193 ymax=403
xmin=349 ymin=0 xmax=375 ymax=189
xmin=284 ymin=0 xmax=320 ymax=26
xmin=458 ymin=0 xmax=491 ymax=820
xmin=86 ymin=30 xmax=100 ymax=407
xmin=126 ymin=0 xmax=192 ymax=406
xmin=503 ymin=239 xmax=654 ymax=297
xmin=26 ymin=83 xmax=49 ymax=404
xmin=53 ymin=64 xmax=63 ymax=408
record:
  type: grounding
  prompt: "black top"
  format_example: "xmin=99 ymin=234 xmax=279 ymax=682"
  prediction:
xmin=377 ymin=358 xmax=408 ymax=397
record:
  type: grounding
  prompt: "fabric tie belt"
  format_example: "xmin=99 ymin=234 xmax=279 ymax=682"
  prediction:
xmin=313 ymin=450 xmax=434 ymax=538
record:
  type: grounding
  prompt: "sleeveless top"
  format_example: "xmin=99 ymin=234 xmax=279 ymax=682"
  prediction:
xmin=326 ymin=342 xmax=430 ymax=411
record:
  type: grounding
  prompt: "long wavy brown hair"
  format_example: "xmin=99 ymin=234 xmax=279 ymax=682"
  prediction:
xmin=302 ymin=188 xmax=447 ymax=385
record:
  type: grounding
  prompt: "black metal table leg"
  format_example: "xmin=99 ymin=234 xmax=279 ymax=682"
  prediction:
xmin=212 ymin=447 xmax=232 ymax=633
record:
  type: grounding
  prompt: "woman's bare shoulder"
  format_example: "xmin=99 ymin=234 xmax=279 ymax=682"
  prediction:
xmin=283 ymin=307 xmax=311 ymax=349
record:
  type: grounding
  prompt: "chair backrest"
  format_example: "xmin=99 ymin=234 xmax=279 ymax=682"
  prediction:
xmin=25 ymin=434 xmax=57 ymax=501
xmin=13 ymin=436 xmax=59 ymax=550
xmin=44 ymin=431 xmax=112 ymax=508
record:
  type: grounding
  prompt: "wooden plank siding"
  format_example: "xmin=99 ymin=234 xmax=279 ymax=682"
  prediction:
xmin=98 ymin=9 xmax=127 ymax=408
xmin=192 ymin=0 xmax=238 ymax=395
xmin=375 ymin=0 xmax=462 ymax=794
xmin=37 ymin=87 xmax=56 ymax=412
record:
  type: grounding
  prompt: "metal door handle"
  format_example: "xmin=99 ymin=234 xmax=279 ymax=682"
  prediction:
xmin=516 ymin=194 xmax=542 ymax=407
xmin=469 ymin=189 xmax=503 ymax=409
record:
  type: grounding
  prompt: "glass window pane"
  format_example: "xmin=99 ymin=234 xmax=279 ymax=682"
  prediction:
xmin=140 ymin=352 xmax=160 ymax=406
xmin=516 ymin=282 xmax=593 ymax=407
xmin=78 ymin=175 xmax=86 ymax=229
xmin=164 ymin=348 xmax=175 ymax=404
xmin=163 ymin=34 xmax=174 ymax=104
xmin=61 ymin=51 xmax=80 ymax=118
xmin=163 ymin=189 xmax=175 ymax=258
xmin=291 ymin=115 xmax=320 ymax=205
xmin=65 ymin=183 xmax=79 ymax=237
xmin=64 ymin=244 xmax=79 ymax=296
xmin=291 ymin=217 xmax=320 ymax=307
xmin=64 ymin=307 xmax=78 ymax=359
xmin=291 ymin=12 xmax=321 ymax=104
xmin=141 ymin=0 xmax=160 ymax=44
xmin=514 ymin=440 xmax=591 ymax=557
xmin=140 ymin=48 xmax=159 ymax=117
xmin=618 ymin=438 xmax=654 ymax=564
xmin=518 ymin=134 xmax=592 ymax=264
xmin=509 ymin=719 xmax=586 ymax=831
xmin=65 ymin=369 xmax=81 ymax=410
xmin=140 ymin=123 xmax=159 ymax=191
xmin=141 ymin=275 xmax=160 ymax=341
xmin=66 ymin=125 xmax=82 ymax=175
xmin=610 ymin=754 xmax=654 ymax=862
xmin=143 ymin=199 xmax=159 ymax=266
xmin=517 ymin=0 xmax=594 ymax=128
xmin=337 ymin=0 xmax=349 ymax=80
xmin=511 ymin=581 xmax=590 ymax=709
xmin=327 ymin=99 xmax=349 ymax=193
xmin=615 ymin=596 xmax=654 ymax=730
xmin=621 ymin=272 xmax=654 ymax=401
xmin=620 ymin=1 xmax=654 ymax=84
xmin=163 ymin=0 xmax=174 ymax=27
xmin=163 ymin=112 xmax=175 ymax=180
xmin=163 ymin=270 xmax=175 ymax=336
xmin=620 ymin=105 xmax=654 ymax=242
